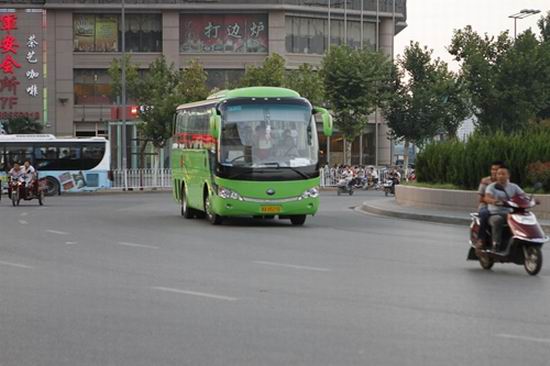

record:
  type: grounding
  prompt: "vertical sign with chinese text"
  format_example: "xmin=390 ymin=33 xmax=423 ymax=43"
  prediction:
xmin=0 ymin=9 xmax=44 ymax=122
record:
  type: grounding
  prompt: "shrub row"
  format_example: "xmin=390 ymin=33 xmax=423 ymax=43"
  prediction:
xmin=415 ymin=127 xmax=550 ymax=191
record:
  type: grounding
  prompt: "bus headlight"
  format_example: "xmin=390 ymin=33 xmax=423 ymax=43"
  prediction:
xmin=218 ymin=186 xmax=243 ymax=201
xmin=301 ymin=187 xmax=319 ymax=199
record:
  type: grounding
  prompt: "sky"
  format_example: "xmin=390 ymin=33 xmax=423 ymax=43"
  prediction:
xmin=395 ymin=0 xmax=550 ymax=70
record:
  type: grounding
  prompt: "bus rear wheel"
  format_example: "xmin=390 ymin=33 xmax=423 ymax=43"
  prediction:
xmin=290 ymin=215 xmax=306 ymax=226
xmin=181 ymin=186 xmax=194 ymax=219
xmin=204 ymin=194 xmax=223 ymax=225
xmin=43 ymin=177 xmax=60 ymax=196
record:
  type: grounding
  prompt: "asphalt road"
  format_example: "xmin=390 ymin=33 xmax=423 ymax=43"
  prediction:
xmin=1 ymin=191 xmax=549 ymax=366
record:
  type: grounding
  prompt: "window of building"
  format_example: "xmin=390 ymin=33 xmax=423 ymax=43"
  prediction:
xmin=74 ymin=70 xmax=114 ymax=105
xmin=206 ymin=69 xmax=245 ymax=90
xmin=74 ymin=14 xmax=161 ymax=52
xmin=180 ymin=14 xmax=268 ymax=53
xmin=286 ymin=16 xmax=376 ymax=54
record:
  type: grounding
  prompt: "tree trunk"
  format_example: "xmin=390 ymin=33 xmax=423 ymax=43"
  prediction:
xmin=403 ymin=140 xmax=410 ymax=179
xmin=344 ymin=138 xmax=352 ymax=166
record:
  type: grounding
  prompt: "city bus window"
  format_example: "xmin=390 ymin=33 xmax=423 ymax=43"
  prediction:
xmin=6 ymin=146 xmax=33 ymax=166
xmin=34 ymin=146 xmax=58 ymax=170
xmin=81 ymin=143 xmax=105 ymax=170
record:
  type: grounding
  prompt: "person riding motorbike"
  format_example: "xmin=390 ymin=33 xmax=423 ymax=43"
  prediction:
xmin=476 ymin=160 xmax=504 ymax=248
xmin=9 ymin=162 xmax=25 ymax=181
xmin=22 ymin=160 xmax=37 ymax=196
xmin=484 ymin=166 xmax=525 ymax=253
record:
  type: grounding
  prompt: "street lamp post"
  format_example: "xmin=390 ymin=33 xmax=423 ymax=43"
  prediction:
xmin=121 ymin=0 xmax=128 ymax=189
xmin=509 ymin=9 xmax=540 ymax=40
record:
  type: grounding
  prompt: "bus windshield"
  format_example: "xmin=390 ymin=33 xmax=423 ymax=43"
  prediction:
xmin=220 ymin=102 xmax=318 ymax=168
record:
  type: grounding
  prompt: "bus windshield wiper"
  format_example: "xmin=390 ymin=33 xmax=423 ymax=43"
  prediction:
xmin=261 ymin=162 xmax=310 ymax=179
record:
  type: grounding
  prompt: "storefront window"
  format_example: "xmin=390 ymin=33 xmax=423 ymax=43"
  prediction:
xmin=180 ymin=14 xmax=268 ymax=53
xmin=74 ymin=14 xmax=161 ymax=52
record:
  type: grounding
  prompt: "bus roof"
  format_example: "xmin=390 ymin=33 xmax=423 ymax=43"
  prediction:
xmin=176 ymin=87 xmax=302 ymax=110
xmin=0 ymin=134 xmax=106 ymax=143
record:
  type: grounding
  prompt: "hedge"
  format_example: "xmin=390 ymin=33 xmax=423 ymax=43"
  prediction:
xmin=415 ymin=127 xmax=550 ymax=191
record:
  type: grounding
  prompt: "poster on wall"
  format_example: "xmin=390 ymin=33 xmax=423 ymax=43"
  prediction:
xmin=73 ymin=14 xmax=95 ymax=51
xmin=180 ymin=14 xmax=268 ymax=53
xmin=95 ymin=15 xmax=118 ymax=52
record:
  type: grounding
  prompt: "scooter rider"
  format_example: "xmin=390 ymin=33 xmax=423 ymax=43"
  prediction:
xmin=476 ymin=160 xmax=504 ymax=247
xmin=485 ymin=166 xmax=525 ymax=253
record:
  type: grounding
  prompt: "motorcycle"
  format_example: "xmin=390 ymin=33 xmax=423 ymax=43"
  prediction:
xmin=8 ymin=176 xmax=45 ymax=207
xmin=383 ymin=177 xmax=399 ymax=196
xmin=467 ymin=183 xmax=548 ymax=276
xmin=336 ymin=176 xmax=355 ymax=196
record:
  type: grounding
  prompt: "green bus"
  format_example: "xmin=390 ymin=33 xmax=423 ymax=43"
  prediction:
xmin=171 ymin=86 xmax=333 ymax=226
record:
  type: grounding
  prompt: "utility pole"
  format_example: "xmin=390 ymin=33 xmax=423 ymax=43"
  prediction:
xmin=121 ymin=0 xmax=128 ymax=189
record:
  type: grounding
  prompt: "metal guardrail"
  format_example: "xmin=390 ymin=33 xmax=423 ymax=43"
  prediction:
xmin=109 ymin=167 xmax=388 ymax=190
xmin=111 ymin=168 xmax=172 ymax=190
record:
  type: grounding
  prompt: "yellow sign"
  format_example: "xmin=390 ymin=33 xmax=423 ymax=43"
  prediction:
xmin=261 ymin=206 xmax=281 ymax=214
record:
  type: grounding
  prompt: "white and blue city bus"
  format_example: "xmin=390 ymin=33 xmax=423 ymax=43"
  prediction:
xmin=0 ymin=134 xmax=111 ymax=195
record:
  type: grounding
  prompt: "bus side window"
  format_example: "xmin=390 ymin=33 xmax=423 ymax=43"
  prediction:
xmin=34 ymin=146 xmax=58 ymax=170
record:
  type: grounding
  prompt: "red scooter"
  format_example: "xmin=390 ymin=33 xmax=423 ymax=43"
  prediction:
xmin=468 ymin=183 xmax=548 ymax=276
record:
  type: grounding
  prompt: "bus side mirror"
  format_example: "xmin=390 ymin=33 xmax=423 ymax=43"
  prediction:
xmin=313 ymin=107 xmax=333 ymax=137
xmin=209 ymin=109 xmax=221 ymax=140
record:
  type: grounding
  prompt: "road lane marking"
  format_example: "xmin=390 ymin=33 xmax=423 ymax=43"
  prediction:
xmin=496 ymin=334 xmax=550 ymax=344
xmin=46 ymin=230 xmax=69 ymax=235
xmin=253 ymin=261 xmax=332 ymax=272
xmin=65 ymin=241 xmax=78 ymax=245
xmin=20 ymin=212 xmax=28 ymax=217
xmin=0 ymin=260 xmax=33 ymax=269
xmin=18 ymin=220 xmax=28 ymax=225
xmin=117 ymin=242 xmax=159 ymax=249
xmin=152 ymin=287 xmax=237 ymax=301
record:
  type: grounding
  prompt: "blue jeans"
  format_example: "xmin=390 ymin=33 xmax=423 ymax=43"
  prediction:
xmin=478 ymin=207 xmax=490 ymax=241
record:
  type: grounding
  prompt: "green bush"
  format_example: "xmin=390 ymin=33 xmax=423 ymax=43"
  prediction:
xmin=416 ymin=127 xmax=550 ymax=191
xmin=527 ymin=161 xmax=550 ymax=192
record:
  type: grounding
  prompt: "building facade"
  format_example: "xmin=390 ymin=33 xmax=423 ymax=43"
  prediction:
xmin=0 ymin=0 xmax=407 ymax=166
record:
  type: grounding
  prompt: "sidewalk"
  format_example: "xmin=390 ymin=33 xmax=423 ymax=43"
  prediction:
xmin=360 ymin=198 xmax=550 ymax=231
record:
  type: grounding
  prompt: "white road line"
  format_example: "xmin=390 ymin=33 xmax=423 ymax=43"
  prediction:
xmin=46 ymin=230 xmax=69 ymax=235
xmin=0 ymin=260 xmax=33 ymax=269
xmin=253 ymin=261 xmax=332 ymax=272
xmin=117 ymin=242 xmax=159 ymax=249
xmin=496 ymin=334 xmax=550 ymax=344
xmin=152 ymin=287 xmax=238 ymax=301
xmin=20 ymin=212 xmax=28 ymax=217
xmin=65 ymin=241 xmax=78 ymax=245
xmin=18 ymin=220 xmax=28 ymax=225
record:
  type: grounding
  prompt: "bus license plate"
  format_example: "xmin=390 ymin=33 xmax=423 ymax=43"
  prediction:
xmin=261 ymin=206 xmax=281 ymax=213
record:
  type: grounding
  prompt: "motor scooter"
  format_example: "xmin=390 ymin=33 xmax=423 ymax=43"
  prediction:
xmin=336 ymin=176 xmax=355 ymax=196
xmin=467 ymin=183 xmax=548 ymax=275
xmin=383 ymin=177 xmax=399 ymax=196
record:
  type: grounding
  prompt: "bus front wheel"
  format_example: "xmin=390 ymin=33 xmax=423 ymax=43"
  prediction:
xmin=204 ymin=194 xmax=223 ymax=225
xmin=290 ymin=215 xmax=306 ymax=226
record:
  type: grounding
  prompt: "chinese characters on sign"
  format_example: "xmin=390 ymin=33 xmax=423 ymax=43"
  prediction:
xmin=0 ymin=11 xmax=42 ymax=121
xmin=180 ymin=14 xmax=268 ymax=53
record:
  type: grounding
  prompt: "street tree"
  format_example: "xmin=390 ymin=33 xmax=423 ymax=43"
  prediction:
xmin=382 ymin=42 xmax=471 ymax=170
xmin=3 ymin=116 xmax=43 ymax=134
xmin=449 ymin=24 xmax=550 ymax=133
xmin=285 ymin=63 xmax=325 ymax=106
xmin=177 ymin=59 xmax=209 ymax=102
xmin=240 ymin=53 xmax=286 ymax=87
xmin=321 ymin=45 xmax=393 ymax=164
xmin=107 ymin=54 xmax=140 ymax=102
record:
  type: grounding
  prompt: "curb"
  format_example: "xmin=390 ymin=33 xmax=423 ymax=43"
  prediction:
xmin=359 ymin=201 xmax=550 ymax=232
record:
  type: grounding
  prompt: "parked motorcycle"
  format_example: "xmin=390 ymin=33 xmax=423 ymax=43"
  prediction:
xmin=467 ymin=183 xmax=548 ymax=275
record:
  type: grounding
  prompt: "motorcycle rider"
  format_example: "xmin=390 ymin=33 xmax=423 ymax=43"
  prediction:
xmin=485 ymin=166 xmax=525 ymax=253
xmin=22 ymin=160 xmax=37 ymax=196
xmin=9 ymin=162 xmax=24 ymax=181
xmin=476 ymin=160 xmax=504 ymax=247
